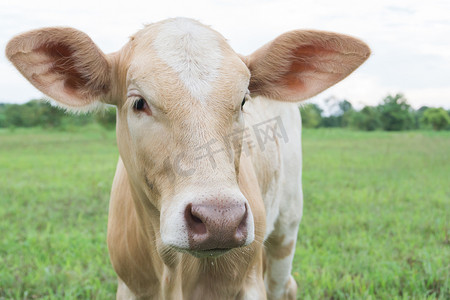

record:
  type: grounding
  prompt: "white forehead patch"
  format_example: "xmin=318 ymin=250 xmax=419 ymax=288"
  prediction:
xmin=153 ymin=18 xmax=223 ymax=103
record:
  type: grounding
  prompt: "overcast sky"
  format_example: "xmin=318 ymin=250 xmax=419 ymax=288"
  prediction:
xmin=1 ymin=0 xmax=449 ymax=110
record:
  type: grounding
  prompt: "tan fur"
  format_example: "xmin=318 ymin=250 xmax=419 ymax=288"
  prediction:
xmin=6 ymin=27 xmax=112 ymax=109
xmin=247 ymin=30 xmax=371 ymax=102
xmin=108 ymin=155 xmax=266 ymax=299
xmin=6 ymin=18 xmax=370 ymax=299
xmin=265 ymin=234 xmax=295 ymax=260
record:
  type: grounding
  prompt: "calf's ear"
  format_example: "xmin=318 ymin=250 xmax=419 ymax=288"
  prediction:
xmin=6 ymin=27 xmax=113 ymax=112
xmin=245 ymin=30 xmax=370 ymax=102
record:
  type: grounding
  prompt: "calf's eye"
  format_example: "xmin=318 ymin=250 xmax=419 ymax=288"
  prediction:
xmin=132 ymin=98 xmax=152 ymax=116
xmin=134 ymin=98 xmax=146 ymax=110
xmin=241 ymin=97 xmax=246 ymax=109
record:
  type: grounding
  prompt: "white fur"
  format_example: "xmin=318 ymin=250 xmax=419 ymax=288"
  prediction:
xmin=243 ymin=97 xmax=303 ymax=298
xmin=265 ymin=255 xmax=295 ymax=299
xmin=160 ymin=192 xmax=191 ymax=249
xmin=117 ymin=279 xmax=137 ymax=300
xmin=153 ymin=18 xmax=223 ymax=103
xmin=45 ymin=96 xmax=109 ymax=114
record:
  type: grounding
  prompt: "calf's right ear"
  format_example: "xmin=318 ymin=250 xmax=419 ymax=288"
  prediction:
xmin=245 ymin=30 xmax=371 ymax=102
xmin=6 ymin=27 xmax=114 ymax=112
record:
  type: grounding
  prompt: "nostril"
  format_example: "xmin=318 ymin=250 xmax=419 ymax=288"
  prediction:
xmin=185 ymin=204 xmax=207 ymax=235
xmin=191 ymin=214 xmax=202 ymax=224
xmin=184 ymin=201 xmax=250 ymax=250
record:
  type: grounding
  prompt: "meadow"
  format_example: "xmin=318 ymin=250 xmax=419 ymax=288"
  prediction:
xmin=0 ymin=126 xmax=449 ymax=299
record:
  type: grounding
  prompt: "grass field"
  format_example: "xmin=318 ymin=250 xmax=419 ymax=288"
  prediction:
xmin=0 ymin=126 xmax=449 ymax=299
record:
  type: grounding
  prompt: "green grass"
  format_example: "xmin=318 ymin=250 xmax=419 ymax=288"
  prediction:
xmin=0 ymin=126 xmax=118 ymax=299
xmin=1 ymin=127 xmax=449 ymax=299
xmin=295 ymin=129 xmax=450 ymax=299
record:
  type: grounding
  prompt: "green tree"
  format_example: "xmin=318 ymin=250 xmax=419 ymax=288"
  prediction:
xmin=35 ymin=100 xmax=66 ymax=128
xmin=378 ymin=94 xmax=414 ymax=131
xmin=0 ymin=99 xmax=95 ymax=128
xmin=95 ymin=106 xmax=117 ymax=130
xmin=339 ymin=100 xmax=354 ymax=127
xmin=300 ymin=103 xmax=322 ymax=128
xmin=350 ymin=106 xmax=381 ymax=131
xmin=421 ymin=108 xmax=450 ymax=130
xmin=321 ymin=99 xmax=354 ymax=128
xmin=339 ymin=100 xmax=353 ymax=114
xmin=0 ymin=103 xmax=8 ymax=128
xmin=321 ymin=115 xmax=340 ymax=127
xmin=3 ymin=104 xmax=26 ymax=127
xmin=414 ymin=106 xmax=429 ymax=129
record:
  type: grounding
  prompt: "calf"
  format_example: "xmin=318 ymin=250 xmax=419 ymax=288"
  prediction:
xmin=6 ymin=18 xmax=370 ymax=299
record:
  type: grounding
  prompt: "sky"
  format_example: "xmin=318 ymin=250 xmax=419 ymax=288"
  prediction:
xmin=1 ymin=0 xmax=449 ymax=110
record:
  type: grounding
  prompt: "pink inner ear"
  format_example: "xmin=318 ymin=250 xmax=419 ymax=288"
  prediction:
xmin=36 ymin=43 xmax=89 ymax=97
xmin=6 ymin=27 xmax=113 ymax=108
xmin=282 ymin=44 xmax=341 ymax=94
xmin=247 ymin=30 xmax=370 ymax=102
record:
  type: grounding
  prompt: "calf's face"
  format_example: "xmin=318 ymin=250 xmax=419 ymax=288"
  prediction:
xmin=116 ymin=19 xmax=254 ymax=255
xmin=6 ymin=17 xmax=370 ymax=257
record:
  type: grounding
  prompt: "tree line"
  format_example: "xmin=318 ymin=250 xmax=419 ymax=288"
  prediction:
xmin=0 ymin=100 xmax=116 ymax=130
xmin=300 ymin=94 xmax=450 ymax=131
xmin=0 ymin=94 xmax=449 ymax=131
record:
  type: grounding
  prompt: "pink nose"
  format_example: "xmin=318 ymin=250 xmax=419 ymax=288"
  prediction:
xmin=184 ymin=202 xmax=248 ymax=251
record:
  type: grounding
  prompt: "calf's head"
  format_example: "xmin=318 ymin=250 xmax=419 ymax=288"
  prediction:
xmin=6 ymin=18 xmax=369 ymax=257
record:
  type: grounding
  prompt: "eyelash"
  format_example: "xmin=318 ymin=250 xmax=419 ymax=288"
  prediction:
xmin=133 ymin=98 xmax=144 ymax=110
xmin=241 ymin=92 xmax=250 ymax=111
xmin=132 ymin=98 xmax=151 ymax=115
xmin=132 ymin=95 xmax=247 ymax=114
xmin=241 ymin=97 xmax=246 ymax=109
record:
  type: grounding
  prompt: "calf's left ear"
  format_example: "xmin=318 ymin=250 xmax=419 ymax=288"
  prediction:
xmin=245 ymin=30 xmax=371 ymax=102
xmin=6 ymin=27 xmax=114 ymax=111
